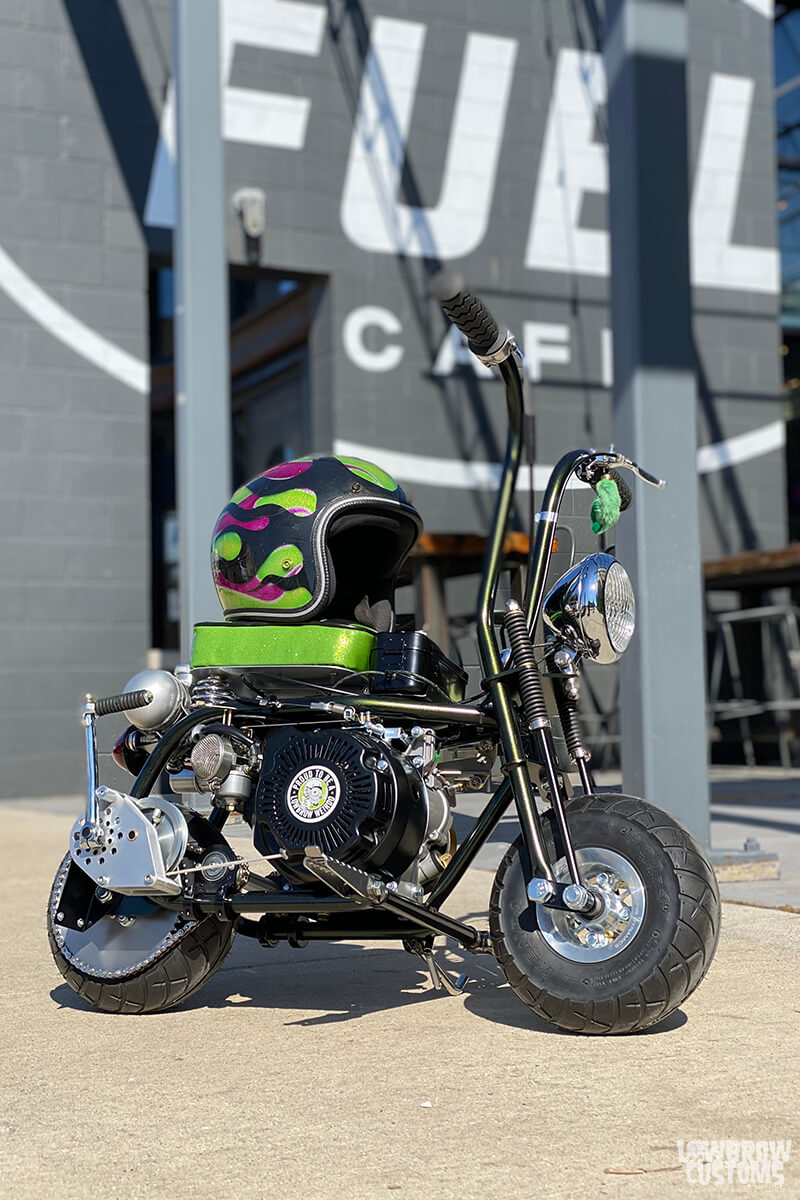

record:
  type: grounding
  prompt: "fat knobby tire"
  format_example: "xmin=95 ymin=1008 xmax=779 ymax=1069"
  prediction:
xmin=47 ymin=906 xmax=236 ymax=1015
xmin=489 ymin=794 xmax=721 ymax=1035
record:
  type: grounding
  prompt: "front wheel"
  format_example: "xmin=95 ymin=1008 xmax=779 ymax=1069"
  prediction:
xmin=489 ymin=794 xmax=720 ymax=1035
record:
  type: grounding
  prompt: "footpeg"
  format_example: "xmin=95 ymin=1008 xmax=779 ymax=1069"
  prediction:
xmin=302 ymin=846 xmax=381 ymax=902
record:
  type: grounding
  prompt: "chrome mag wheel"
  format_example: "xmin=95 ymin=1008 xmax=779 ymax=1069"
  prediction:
xmin=536 ymin=846 xmax=646 ymax=963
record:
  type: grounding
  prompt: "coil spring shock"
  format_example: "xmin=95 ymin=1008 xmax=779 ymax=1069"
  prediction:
xmin=558 ymin=692 xmax=589 ymax=762
xmin=503 ymin=600 xmax=550 ymax=729
xmin=192 ymin=672 xmax=237 ymax=708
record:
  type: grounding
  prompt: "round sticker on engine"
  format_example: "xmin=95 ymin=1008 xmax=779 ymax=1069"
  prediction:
xmin=286 ymin=765 xmax=340 ymax=823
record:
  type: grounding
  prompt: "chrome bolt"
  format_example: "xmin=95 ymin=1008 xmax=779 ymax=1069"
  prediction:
xmin=595 ymin=873 xmax=611 ymax=888
xmin=376 ymin=759 xmax=389 ymax=773
xmin=95 ymin=887 xmax=112 ymax=903
xmin=411 ymin=755 xmax=424 ymax=770
xmin=527 ymin=878 xmax=555 ymax=903
xmin=144 ymin=874 xmax=154 ymax=885
xmin=56 ymin=911 xmax=64 ymax=922
xmin=587 ymin=931 xmax=607 ymax=948
xmin=563 ymin=884 xmax=592 ymax=910
xmin=411 ymin=726 xmax=423 ymax=738
xmin=619 ymin=906 xmax=631 ymax=922
xmin=118 ymin=915 xmax=136 ymax=928
xmin=97 ymin=876 xmax=109 ymax=887
xmin=76 ymin=918 xmax=85 ymax=929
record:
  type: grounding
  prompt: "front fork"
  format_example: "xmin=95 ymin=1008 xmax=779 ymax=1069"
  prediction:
xmin=496 ymin=603 xmax=600 ymax=917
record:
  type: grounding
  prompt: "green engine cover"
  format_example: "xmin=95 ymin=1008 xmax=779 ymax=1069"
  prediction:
xmin=190 ymin=622 xmax=377 ymax=672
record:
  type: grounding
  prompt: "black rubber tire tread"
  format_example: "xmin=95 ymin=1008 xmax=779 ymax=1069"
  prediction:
xmin=489 ymin=794 xmax=720 ymax=1035
xmin=47 ymin=905 xmax=236 ymax=1015
xmin=439 ymin=291 xmax=500 ymax=355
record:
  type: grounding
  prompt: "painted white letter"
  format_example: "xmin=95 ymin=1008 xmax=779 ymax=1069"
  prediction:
xmin=525 ymin=49 xmax=608 ymax=276
xmin=432 ymin=324 xmax=494 ymax=378
xmin=343 ymin=306 xmax=404 ymax=373
xmin=341 ymin=19 xmax=517 ymax=259
xmin=522 ymin=322 xmax=571 ymax=381
xmin=145 ymin=0 xmax=325 ymax=228
xmin=691 ymin=73 xmax=779 ymax=293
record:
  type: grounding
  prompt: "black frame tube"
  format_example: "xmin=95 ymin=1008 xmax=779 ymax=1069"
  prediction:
xmin=523 ymin=448 xmax=613 ymax=634
xmin=427 ymin=777 xmax=513 ymax=905
xmin=130 ymin=697 xmax=496 ymax=800
xmin=471 ymin=353 xmax=553 ymax=881
xmin=236 ymin=917 xmax=424 ymax=941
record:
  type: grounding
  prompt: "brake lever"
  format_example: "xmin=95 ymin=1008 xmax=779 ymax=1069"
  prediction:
xmin=618 ymin=457 xmax=667 ymax=489
xmin=578 ymin=451 xmax=666 ymax=490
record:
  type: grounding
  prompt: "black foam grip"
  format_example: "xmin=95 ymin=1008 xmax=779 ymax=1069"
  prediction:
xmin=608 ymin=469 xmax=633 ymax=512
xmin=95 ymin=689 xmax=153 ymax=717
xmin=429 ymin=269 xmax=501 ymax=356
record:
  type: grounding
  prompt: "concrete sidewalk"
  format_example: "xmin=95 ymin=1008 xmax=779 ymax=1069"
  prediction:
xmin=1 ymin=803 xmax=798 ymax=1200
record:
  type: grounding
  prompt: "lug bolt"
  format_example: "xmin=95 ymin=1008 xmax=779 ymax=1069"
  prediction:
xmin=619 ymin=906 xmax=631 ymax=922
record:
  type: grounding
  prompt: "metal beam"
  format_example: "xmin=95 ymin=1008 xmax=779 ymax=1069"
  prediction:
xmin=173 ymin=0 xmax=231 ymax=660
xmin=604 ymin=0 xmax=710 ymax=846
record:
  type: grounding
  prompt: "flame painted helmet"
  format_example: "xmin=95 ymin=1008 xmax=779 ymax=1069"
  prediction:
xmin=211 ymin=456 xmax=422 ymax=624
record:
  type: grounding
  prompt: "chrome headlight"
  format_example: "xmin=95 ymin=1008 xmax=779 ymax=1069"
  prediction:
xmin=543 ymin=553 xmax=635 ymax=664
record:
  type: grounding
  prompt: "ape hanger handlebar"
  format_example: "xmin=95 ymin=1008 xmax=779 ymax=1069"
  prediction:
xmin=429 ymin=272 xmax=665 ymax=658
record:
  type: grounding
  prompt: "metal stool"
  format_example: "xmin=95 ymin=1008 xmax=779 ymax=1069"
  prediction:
xmin=708 ymin=604 xmax=800 ymax=767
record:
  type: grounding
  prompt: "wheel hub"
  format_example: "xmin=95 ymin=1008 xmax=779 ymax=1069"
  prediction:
xmin=536 ymin=847 xmax=646 ymax=963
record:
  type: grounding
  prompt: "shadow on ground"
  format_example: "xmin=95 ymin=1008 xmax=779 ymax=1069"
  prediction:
xmin=50 ymin=932 xmax=689 ymax=1037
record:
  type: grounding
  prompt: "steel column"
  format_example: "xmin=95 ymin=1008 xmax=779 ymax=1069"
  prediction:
xmin=173 ymin=0 xmax=231 ymax=660
xmin=604 ymin=0 xmax=710 ymax=845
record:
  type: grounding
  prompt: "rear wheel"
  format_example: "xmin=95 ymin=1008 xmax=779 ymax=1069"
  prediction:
xmin=47 ymin=855 xmax=236 ymax=1014
xmin=489 ymin=794 xmax=720 ymax=1034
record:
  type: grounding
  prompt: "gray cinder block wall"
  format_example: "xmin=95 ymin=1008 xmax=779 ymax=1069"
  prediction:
xmin=0 ymin=1 xmax=150 ymax=798
xmin=0 ymin=0 xmax=784 ymax=794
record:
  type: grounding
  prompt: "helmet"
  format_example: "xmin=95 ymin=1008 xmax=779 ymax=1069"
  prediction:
xmin=211 ymin=456 xmax=422 ymax=625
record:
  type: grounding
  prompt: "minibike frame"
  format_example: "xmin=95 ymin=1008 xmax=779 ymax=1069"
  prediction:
xmin=78 ymin=281 xmax=664 ymax=961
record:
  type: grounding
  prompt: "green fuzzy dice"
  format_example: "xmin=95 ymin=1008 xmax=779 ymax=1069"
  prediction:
xmin=591 ymin=476 xmax=621 ymax=535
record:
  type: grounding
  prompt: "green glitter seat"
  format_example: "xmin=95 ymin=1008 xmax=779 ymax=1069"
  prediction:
xmin=190 ymin=622 xmax=377 ymax=695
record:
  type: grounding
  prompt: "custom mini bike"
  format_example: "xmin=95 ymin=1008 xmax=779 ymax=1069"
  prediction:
xmin=48 ymin=276 xmax=720 ymax=1033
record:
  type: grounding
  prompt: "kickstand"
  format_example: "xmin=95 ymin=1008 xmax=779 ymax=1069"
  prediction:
xmin=421 ymin=947 xmax=469 ymax=996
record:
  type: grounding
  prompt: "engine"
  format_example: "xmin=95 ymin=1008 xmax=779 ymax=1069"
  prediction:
xmin=250 ymin=726 xmax=452 ymax=885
